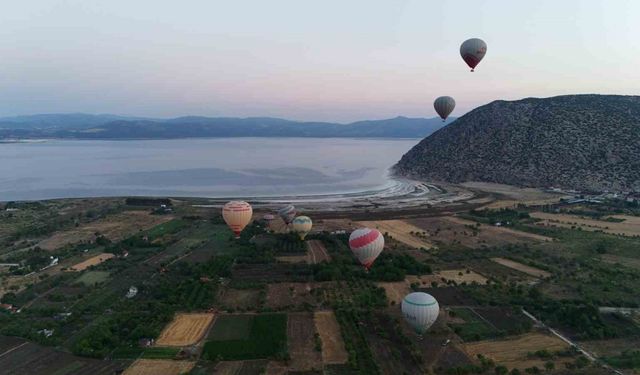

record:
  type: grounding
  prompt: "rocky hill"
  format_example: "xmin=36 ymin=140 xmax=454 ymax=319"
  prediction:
xmin=394 ymin=95 xmax=640 ymax=192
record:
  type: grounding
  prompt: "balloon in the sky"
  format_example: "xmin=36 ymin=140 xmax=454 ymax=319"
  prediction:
xmin=460 ymin=38 xmax=487 ymax=72
xmin=433 ymin=96 xmax=456 ymax=121
xmin=348 ymin=228 xmax=384 ymax=269
xmin=222 ymin=201 xmax=253 ymax=237
xmin=291 ymin=216 xmax=313 ymax=240
xmin=401 ymin=292 xmax=440 ymax=335
xmin=278 ymin=205 xmax=297 ymax=225
xmin=263 ymin=214 xmax=276 ymax=231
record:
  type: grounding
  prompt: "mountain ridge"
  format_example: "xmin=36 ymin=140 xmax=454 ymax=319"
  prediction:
xmin=0 ymin=114 xmax=451 ymax=139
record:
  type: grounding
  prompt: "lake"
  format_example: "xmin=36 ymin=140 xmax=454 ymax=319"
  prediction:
xmin=0 ymin=138 xmax=420 ymax=201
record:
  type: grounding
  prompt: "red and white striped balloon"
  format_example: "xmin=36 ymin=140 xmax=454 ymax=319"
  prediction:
xmin=349 ymin=228 xmax=384 ymax=269
xmin=222 ymin=201 xmax=253 ymax=237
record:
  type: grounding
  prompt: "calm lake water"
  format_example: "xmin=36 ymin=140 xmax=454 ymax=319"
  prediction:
xmin=0 ymin=138 xmax=420 ymax=201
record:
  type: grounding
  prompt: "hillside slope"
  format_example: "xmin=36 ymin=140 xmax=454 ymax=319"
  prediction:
xmin=394 ymin=95 xmax=640 ymax=192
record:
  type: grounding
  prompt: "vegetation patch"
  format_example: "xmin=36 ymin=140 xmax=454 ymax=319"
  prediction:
xmin=202 ymin=313 xmax=287 ymax=360
xmin=75 ymin=271 xmax=110 ymax=286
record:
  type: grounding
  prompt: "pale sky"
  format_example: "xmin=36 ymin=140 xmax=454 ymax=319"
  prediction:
xmin=1 ymin=0 xmax=638 ymax=122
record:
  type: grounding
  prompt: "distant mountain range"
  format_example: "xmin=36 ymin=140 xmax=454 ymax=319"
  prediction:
xmin=0 ymin=114 xmax=452 ymax=139
xmin=394 ymin=94 xmax=640 ymax=193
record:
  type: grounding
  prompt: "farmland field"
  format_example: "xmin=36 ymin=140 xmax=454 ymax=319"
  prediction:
xmin=207 ymin=314 xmax=254 ymax=341
xmin=38 ymin=211 xmax=173 ymax=250
xmin=463 ymin=332 xmax=570 ymax=370
xmin=313 ymin=311 xmax=348 ymax=365
xmin=376 ymin=281 xmax=411 ymax=304
xmin=531 ymin=212 xmax=640 ymax=237
xmin=0 ymin=336 xmax=129 ymax=375
xmin=287 ymin=312 xmax=323 ymax=371
xmin=490 ymin=257 xmax=551 ymax=278
xmin=203 ymin=313 xmax=288 ymax=360
xmin=436 ymin=269 xmax=488 ymax=285
xmin=75 ymin=270 xmax=110 ymax=286
xmin=155 ymin=313 xmax=214 ymax=347
xmin=218 ymin=287 xmax=263 ymax=310
xmin=356 ymin=219 xmax=432 ymax=249
xmin=68 ymin=253 xmax=115 ymax=271
xmin=266 ymin=282 xmax=320 ymax=310
xmin=409 ymin=216 xmax=551 ymax=248
xmin=123 ymin=359 xmax=195 ymax=375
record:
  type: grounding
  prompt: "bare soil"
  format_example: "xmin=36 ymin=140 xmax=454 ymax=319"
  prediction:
xmin=313 ymin=311 xmax=348 ymax=364
xmin=68 ymin=253 xmax=115 ymax=271
xmin=491 ymin=258 xmax=551 ymax=278
xmin=287 ymin=312 xmax=323 ymax=371
xmin=462 ymin=332 xmax=569 ymax=370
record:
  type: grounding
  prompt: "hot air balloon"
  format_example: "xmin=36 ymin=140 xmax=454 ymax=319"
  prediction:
xmin=291 ymin=216 xmax=312 ymax=240
xmin=278 ymin=205 xmax=297 ymax=225
xmin=460 ymin=38 xmax=487 ymax=72
xmin=434 ymin=96 xmax=455 ymax=121
xmin=401 ymin=292 xmax=440 ymax=336
xmin=263 ymin=214 xmax=276 ymax=232
xmin=348 ymin=228 xmax=384 ymax=270
xmin=222 ymin=201 xmax=253 ymax=238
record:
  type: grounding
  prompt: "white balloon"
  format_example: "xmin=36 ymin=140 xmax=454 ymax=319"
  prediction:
xmin=401 ymin=292 xmax=440 ymax=335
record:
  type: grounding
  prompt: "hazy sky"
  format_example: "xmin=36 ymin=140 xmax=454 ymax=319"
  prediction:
xmin=1 ymin=0 xmax=638 ymax=122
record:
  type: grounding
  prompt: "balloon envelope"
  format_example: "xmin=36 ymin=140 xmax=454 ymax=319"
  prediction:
xmin=222 ymin=201 xmax=253 ymax=237
xmin=460 ymin=38 xmax=487 ymax=71
xmin=349 ymin=228 xmax=384 ymax=269
xmin=278 ymin=205 xmax=297 ymax=224
xmin=402 ymin=292 xmax=440 ymax=335
xmin=434 ymin=96 xmax=456 ymax=121
xmin=291 ymin=216 xmax=313 ymax=240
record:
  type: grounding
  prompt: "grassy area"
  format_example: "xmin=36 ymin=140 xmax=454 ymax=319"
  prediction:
xmin=448 ymin=308 xmax=497 ymax=342
xmin=207 ymin=314 xmax=253 ymax=341
xmin=141 ymin=346 xmax=181 ymax=359
xmin=75 ymin=271 xmax=110 ymax=286
xmin=202 ymin=314 xmax=287 ymax=360
xmin=145 ymin=219 xmax=189 ymax=240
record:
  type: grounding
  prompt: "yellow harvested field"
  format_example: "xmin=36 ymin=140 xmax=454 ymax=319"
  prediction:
xmin=356 ymin=220 xmax=432 ymax=249
xmin=69 ymin=253 xmax=115 ymax=271
xmin=491 ymin=258 xmax=551 ymax=278
xmin=531 ymin=212 xmax=640 ymax=237
xmin=463 ymin=333 xmax=569 ymax=370
xmin=436 ymin=269 xmax=488 ymax=285
xmin=377 ymin=281 xmax=411 ymax=304
xmin=156 ymin=313 xmax=214 ymax=347
xmin=314 ymin=311 xmax=348 ymax=364
xmin=123 ymin=359 xmax=195 ymax=375
xmin=38 ymin=211 xmax=174 ymax=250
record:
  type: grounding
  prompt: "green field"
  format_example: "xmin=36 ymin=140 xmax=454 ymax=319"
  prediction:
xmin=75 ymin=271 xmax=110 ymax=286
xmin=207 ymin=314 xmax=254 ymax=341
xmin=448 ymin=307 xmax=497 ymax=342
xmin=202 ymin=314 xmax=287 ymax=360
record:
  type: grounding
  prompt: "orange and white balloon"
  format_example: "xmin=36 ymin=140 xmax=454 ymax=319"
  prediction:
xmin=349 ymin=228 xmax=384 ymax=269
xmin=222 ymin=201 xmax=253 ymax=237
